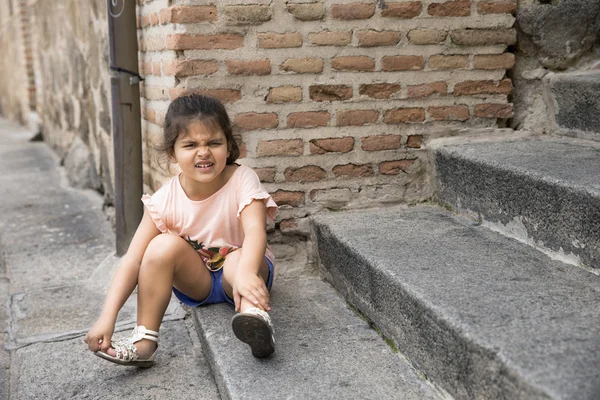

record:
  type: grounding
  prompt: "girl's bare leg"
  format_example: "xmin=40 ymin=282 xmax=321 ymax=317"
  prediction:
xmin=106 ymin=233 xmax=211 ymax=358
xmin=221 ymin=250 xmax=270 ymax=312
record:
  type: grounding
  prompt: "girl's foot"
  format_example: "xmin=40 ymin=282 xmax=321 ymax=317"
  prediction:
xmin=104 ymin=338 xmax=157 ymax=360
xmin=231 ymin=307 xmax=275 ymax=358
xmin=95 ymin=325 xmax=159 ymax=367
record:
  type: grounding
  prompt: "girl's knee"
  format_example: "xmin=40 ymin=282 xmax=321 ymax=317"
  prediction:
xmin=141 ymin=234 xmax=186 ymax=268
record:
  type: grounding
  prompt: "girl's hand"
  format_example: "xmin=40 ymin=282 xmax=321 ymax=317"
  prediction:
xmin=84 ymin=315 xmax=115 ymax=353
xmin=233 ymin=272 xmax=271 ymax=312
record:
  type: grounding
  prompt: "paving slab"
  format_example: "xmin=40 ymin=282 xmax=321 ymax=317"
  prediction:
xmin=12 ymin=319 xmax=220 ymax=400
xmin=0 ymin=124 xmax=114 ymax=292
xmin=193 ymin=276 xmax=442 ymax=400
xmin=313 ymin=205 xmax=600 ymax=400
xmin=435 ymin=137 xmax=600 ymax=271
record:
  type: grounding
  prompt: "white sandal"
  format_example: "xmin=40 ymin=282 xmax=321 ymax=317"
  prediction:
xmin=95 ymin=325 xmax=159 ymax=368
xmin=231 ymin=307 xmax=275 ymax=358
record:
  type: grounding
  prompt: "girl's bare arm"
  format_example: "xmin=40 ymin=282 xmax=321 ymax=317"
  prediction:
xmin=234 ymin=200 xmax=270 ymax=311
xmin=85 ymin=211 xmax=160 ymax=351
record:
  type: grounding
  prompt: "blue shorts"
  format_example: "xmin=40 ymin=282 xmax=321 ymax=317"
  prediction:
xmin=172 ymin=257 xmax=274 ymax=307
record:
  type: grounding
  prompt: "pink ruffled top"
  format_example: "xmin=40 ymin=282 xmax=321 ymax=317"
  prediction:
xmin=141 ymin=165 xmax=278 ymax=270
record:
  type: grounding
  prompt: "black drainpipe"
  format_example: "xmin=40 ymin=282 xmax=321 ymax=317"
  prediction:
xmin=107 ymin=0 xmax=143 ymax=256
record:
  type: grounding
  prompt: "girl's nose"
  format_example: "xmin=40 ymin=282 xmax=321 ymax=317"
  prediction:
xmin=196 ymin=146 xmax=209 ymax=156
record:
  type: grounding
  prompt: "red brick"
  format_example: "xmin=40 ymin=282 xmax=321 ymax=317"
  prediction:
xmin=167 ymin=34 xmax=244 ymax=50
xmin=310 ymin=85 xmax=353 ymax=101
xmin=331 ymin=3 xmax=376 ymax=20
xmin=270 ymin=190 xmax=305 ymax=207
xmin=281 ymin=58 xmax=324 ymax=74
xmin=284 ymin=166 xmax=327 ymax=182
xmin=381 ymin=2 xmax=423 ymax=18
xmin=141 ymin=62 xmax=151 ymax=75
xmin=226 ymin=59 xmax=271 ymax=75
xmin=143 ymin=108 xmax=157 ymax=124
xmin=258 ymin=33 xmax=302 ymax=48
xmin=379 ymin=159 xmax=415 ymax=175
xmin=429 ymin=55 xmax=469 ymax=70
xmin=333 ymin=164 xmax=374 ymax=177
xmin=407 ymin=82 xmax=448 ymax=98
xmin=254 ymin=167 xmax=276 ymax=183
xmin=357 ymin=30 xmax=401 ymax=47
xmin=257 ymin=139 xmax=303 ymax=157
xmin=361 ymin=135 xmax=401 ymax=151
xmin=407 ymin=135 xmax=423 ymax=148
xmin=287 ymin=111 xmax=330 ymax=128
xmin=152 ymin=62 xmax=161 ymax=76
xmin=337 ymin=110 xmax=378 ymax=126
xmin=359 ymin=83 xmax=401 ymax=99
xmin=308 ymin=31 xmax=352 ymax=46
xmin=428 ymin=0 xmax=471 ymax=16
xmin=169 ymin=88 xmax=241 ymax=103
xmin=453 ymin=79 xmax=512 ymax=95
xmin=477 ymin=1 xmax=516 ymax=14
xmin=428 ymin=106 xmax=470 ymax=121
xmin=451 ymin=29 xmax=517 ymax=46
xmin=384 ymin=108 xmax=426 ymax=124
xmin=408 ymin=29 xmax=448 ymax=44
xmin=266 ymin=87 xmax=302 ymax=103
xmin=224 ymin=5 xmax=272 ymax=25
xmin=310 ymin=137 xmax=355 ymax=154
xmin=382 ymin=56 xmax=424 ymax=71
xmin=163 ymin=60 xmax=218 ymax=77
xmin=474 ymin=103 xmax=513 ymax=118
xmin=234 ymin=113 xmax=279 ymax=131
xmin=150 ymin=13 xmax=159 ymax=26
xmin=161 ymin=6 xmax=217 ymax=23
xmin=473 ymin=53 xmax=515 ymax=70
xmin=332 ymin=56 xmax=375 ymax=72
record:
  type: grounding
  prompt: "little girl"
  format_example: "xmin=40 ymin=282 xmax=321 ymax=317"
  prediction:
xmin=84 ymin=94 xmax=278 ymax=365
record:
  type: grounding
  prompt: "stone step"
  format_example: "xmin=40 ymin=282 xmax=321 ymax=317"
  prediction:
xmin=547 ymin=71 xmax=600 ymax=141
xmin=192 ymin=277 xmax=444 ymax=400
xmin=434 ymin=137 xmax=600 ymax=272
xmin=312 ymin=205 xmax=600 ymax=400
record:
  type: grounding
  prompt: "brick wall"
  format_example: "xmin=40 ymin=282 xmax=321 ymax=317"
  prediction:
xmin=137 ymin=0 xmax=515 ymax=271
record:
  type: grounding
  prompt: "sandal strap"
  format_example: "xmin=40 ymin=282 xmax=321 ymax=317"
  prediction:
xmin=135 ymin=325 xmax=159 ymax=343
xmin=111 ymin=325 xmax=160 ymax=361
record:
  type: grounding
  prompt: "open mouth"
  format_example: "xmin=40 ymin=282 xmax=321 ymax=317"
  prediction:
xmin=195 ymin=162 xmax=214 ymax=169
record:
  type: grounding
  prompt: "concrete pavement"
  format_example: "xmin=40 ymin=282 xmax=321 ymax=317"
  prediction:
xmin=0 ymin=118 xmax=220 ymax=400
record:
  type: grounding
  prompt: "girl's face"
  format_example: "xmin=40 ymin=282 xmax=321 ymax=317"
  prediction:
xmin=171 ymin=119 xmax=230 ymax=194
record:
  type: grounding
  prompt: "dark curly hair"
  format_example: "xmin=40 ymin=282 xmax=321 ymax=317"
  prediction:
xmin=159 ymin=94 xmax=240 ymax=165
